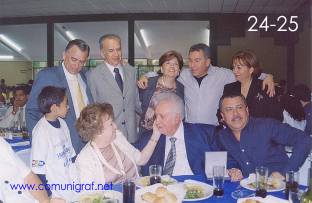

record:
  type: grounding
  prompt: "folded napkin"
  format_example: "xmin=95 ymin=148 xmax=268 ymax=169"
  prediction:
xmin=10 ymin=140 xmax=30 ymax=147
xmin=237 ymin=195 xmax=288 ymax=203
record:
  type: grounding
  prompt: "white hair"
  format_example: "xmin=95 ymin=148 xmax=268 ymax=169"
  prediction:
xmin=154 ymin=92 xmax=185 ymax=120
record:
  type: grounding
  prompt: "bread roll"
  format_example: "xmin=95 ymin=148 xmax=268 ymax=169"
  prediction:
xmin=153 ymin=197 xmax=165 ymax=203
xmin=164 ymin=192 xmax=178 ymax=203
xmin=141 ymin=192 xmax=157 ymax=202
xmin=155 ymin=187 xmax=168 ymax=197
xmin=243 ymin=199 xmax=261 ymax=203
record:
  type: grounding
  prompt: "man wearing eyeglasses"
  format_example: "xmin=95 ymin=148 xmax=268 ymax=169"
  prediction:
xmin=26 ymin=39 xmax=94 ymax=154
xmin=217 ymin=93 xmax=311 ymax=181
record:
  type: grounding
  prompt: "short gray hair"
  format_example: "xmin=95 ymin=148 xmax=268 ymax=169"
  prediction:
xmin=154 ymin=92 xmax=185 ymax=120
xmin=98 ymin=34 xmax=121 ymax=50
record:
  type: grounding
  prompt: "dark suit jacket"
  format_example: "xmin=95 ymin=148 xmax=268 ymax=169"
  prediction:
xmin=134 ymin=122 xmax=218 ymax=176
xmin=26 ymin=66 xmax=93 ymax=154
xmin=139 ymin=76 xmax=184 ymax=134
xmin=223 ymin=79 xmax=282 ymax=121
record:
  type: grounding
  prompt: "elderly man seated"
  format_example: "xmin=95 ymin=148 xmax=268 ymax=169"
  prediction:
xmin=135 ymin=92 xmax=218 ymax=176
xmin=217 ymin=93 xmax=312 ymax=181
xmin=0 ymin=85 xmax=28 ymax=129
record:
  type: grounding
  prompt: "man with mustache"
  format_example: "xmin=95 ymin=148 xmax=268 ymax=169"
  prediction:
xmin=217 ymin=93 xmax=312 ymax=181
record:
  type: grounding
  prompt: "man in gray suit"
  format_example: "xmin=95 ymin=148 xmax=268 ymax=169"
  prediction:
xmin=87 ymin=34 xmax=141 ymax=143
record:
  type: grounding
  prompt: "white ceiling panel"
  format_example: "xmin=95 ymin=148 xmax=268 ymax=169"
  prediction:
xmin=0 ymin=0 xmax=306 ymax=18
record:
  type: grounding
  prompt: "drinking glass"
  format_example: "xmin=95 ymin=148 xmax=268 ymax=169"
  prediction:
xmin=255 ymin=166 xmax=268 ymax=198
xmin=149 ymin=165 xmax=162 ymax=185
xmin=122 ymin=179 xmax=135 ymax=203
xmin=286 ymin=171 xmax=299 ymax=199
xmin=213 ymin=165 xmax=225 ymax=197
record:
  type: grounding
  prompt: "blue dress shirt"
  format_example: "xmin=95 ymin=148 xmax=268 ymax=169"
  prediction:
xmin=217 ymin=117 xmax=312 ymax=177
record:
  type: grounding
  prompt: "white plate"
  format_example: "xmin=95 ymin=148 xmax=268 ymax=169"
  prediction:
xmin=73 ymin=190 xmax=123 ymax=202
xmin=183 ymin=179 xmax=214 ymax=201
xmin=237 ymin=195 xmax=288 ymax=203
xmin=135 ymin=175 xmax=178 ymax=188
xmin=240 ymin=178 xmax=285 ymax=192
xmin=135 ymin=183 xmax=185 ymax=203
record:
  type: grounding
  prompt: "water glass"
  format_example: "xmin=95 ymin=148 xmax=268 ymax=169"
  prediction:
xmin=255 ymin=166 xmax=268 ymax=198
xmin=213 ymin=165 xmax=225 ymax=197
xmin=286 ymin=171 xmax=299 ymax=199
xmin=122 ymin=179 xmax=135 ymax=203
xmin=149 ymin=165 xmax=162 ymax=185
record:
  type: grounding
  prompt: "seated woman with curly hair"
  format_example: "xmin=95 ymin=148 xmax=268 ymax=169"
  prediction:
xmin=75 ymin=103 xmax=161 ymax=184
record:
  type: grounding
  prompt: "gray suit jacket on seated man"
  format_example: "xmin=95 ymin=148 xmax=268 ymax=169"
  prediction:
xmin=134 ymin=92 xmax=218 ymax=176
xmin=217 ymin=93 xmax=312 ymax=180
xmin=87 ymin=34 xmax=141 ymax=143
xmin=26 ymin=39 xmax=93 ymax=154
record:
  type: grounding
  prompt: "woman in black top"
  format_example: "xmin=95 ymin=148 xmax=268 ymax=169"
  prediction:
xmin=222 ymin=50 xmax=282 ymax=121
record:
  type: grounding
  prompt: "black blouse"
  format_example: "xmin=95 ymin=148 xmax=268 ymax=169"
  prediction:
xmin=223 ymin=79 xmax=282 ymax=121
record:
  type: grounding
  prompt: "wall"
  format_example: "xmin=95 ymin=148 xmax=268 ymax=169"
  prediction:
xmin=0 ymin=61 xmax=32 ymax=86
xmin=294 ymin=21 xmax=312 ymax=88
xmin=217 ymin=31 xmax=287 ymax=82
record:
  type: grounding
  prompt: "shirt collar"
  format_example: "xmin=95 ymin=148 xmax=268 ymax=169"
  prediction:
xmin=168 ymin=121 xmax=184 ymax=141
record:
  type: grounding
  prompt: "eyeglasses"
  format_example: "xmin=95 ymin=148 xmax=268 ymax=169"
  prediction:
xmin=222 ymin=104 xmax=246 ymax=113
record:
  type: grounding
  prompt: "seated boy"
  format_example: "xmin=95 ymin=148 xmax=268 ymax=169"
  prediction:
xmin=30 ymin=86 xmax=77 ymax=201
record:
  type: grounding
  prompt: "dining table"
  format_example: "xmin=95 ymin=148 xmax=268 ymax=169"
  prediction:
xmin=111 ymin=174 xmax=300 ymax=203
xmin=5 ymin=135 xmax=31 ymax=166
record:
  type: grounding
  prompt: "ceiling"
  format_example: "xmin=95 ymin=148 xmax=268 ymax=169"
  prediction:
xmin=0 ymin=0 xmax=308 ymax=61
xmin=0 ymin=0 xmax=307 ymax=18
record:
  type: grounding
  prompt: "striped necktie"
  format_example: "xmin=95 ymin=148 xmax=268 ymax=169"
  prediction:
xmin=163 ymin=137 xmax=177 ymax=175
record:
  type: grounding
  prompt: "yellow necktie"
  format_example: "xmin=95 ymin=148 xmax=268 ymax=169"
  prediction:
xmin=75 ymin=77 xmax=85 ymax=112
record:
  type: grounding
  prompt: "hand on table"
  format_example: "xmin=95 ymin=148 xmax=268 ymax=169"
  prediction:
xmin=228 ymin=168 xmax=243 ymax=182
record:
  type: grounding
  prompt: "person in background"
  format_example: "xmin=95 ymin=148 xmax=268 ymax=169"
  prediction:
xmin=280 ymin=93 xmax=306 ymax=131
xmin=31 ymin=86 xmax=77 ymax=201
xmin=138 ymin=43 xmax=275 ymax=125
xmin=292 ymin=84 xmax=312 ymax=135
xmin=139 ymin=50 xmax=184 ymax=135
xmin=222 ymin=50 xmax=282 ymax=121
xmin=0 ymin=85 xmax=28 ymax=129
xmin=135 ymin=92 xmax=217 ymax=176
xmin=26 ymin=39 xmax=93 ymax=154
xmin=75 ymin=103 xmax=160 ymax=185
xmin=217 ymin=93 xmax=311 ymax=181
xmin=0 ymin=78 xmax=7 ymax=94
xmin=0 ymin=137 xmax=65 ymax=203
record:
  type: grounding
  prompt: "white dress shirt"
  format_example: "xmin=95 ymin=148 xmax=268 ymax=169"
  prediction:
xmin=105 ymin=62 xmax=124 ymax=81
xmin=62 ymin=63 xmax=89 ymax=118
xmin=0 ymin=105 xmax=26 ymax=129
xmin=164 ymin=122 xmax=193 ymax=176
